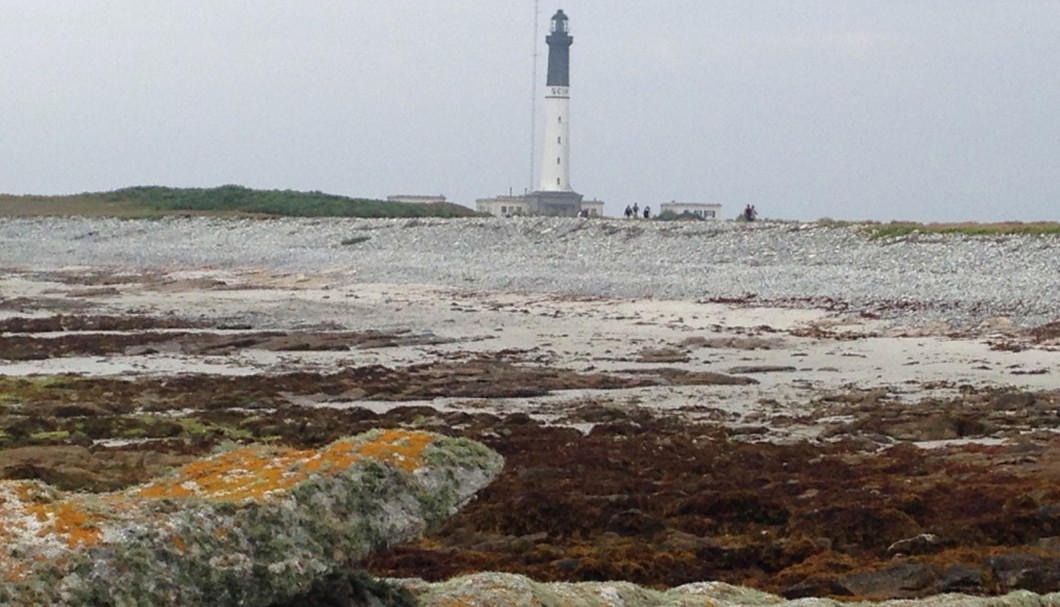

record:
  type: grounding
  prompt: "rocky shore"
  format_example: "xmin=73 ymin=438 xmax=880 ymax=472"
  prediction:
xmin=0 ymin=217 xmax=1057 ymax=605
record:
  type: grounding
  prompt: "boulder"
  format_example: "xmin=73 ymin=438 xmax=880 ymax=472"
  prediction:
xmin=0 ymin=429 xmax=503 ymax=606
xmin=837 ymin=563 xmax=938 ymax=599
xmin=397 ymin=573 xmax=783 ymax=607
xmin=987 ymin=553 xmax=1060 ymax=594
xmin=887 ymin=533 xmax=945 ymax=556
xmin=396 ymin=572 xmax=1060 ymax=607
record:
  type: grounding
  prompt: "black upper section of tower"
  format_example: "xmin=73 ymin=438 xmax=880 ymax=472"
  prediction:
xmin=546 ymin=9 xmax=572 ymax=87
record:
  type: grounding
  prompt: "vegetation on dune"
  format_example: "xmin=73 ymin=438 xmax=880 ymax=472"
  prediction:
xmin=812 ymin=219 xmax=1060 ymax=238
xmin=866 ymin=221 xmax=1060 ymax=238
xmin=0 ymin=185 xmax=481 ymax=219
xmin=654 ymin=210 xmax=706 ymax=222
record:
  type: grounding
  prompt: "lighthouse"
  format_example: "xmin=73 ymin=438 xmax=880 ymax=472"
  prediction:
xmin=477 ymin=8 xmax=602 ymax=217
xmin=539 ymin=9 xmax=572 ymax=192
xmin=522 ymin=8 xmax=585 ymax=216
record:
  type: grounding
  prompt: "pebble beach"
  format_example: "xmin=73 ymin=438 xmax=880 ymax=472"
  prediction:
xmin=2 ymin=216 xmax=1057 ymax=330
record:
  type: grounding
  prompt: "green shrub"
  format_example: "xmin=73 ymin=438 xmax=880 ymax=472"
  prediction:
xmin=7 ymin=186 xmax=484 ymax=219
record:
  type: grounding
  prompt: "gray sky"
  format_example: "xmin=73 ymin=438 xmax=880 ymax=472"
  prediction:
xmin=3 ymin=1 xmax=1058 ymax=222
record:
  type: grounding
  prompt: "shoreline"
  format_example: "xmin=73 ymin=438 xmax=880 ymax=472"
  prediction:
xmin=1 ymin=219 xmax=1058 ymax=603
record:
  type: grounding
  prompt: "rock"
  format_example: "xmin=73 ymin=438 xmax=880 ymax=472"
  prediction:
xmin=937 ymin=565 xmax=984 ymax=593
xmin=396 ymin=572 xmax=1060 ymax=607
xmin=1035 ymin=536 xmax=1060 ymax=556
xmin=883 ymin=414 xmax=989 ymax=441
xmin=270 ymin=569 xmax=419 ymax=607
xmin=637 ymin=347 xmax=690 ymax=363
xmin=781 ymin=579 xmax=850 ymax=599
xmin=656 ymin=369 xmax=759 ymax=386
xmin=726 ymin=365 xmax=797 ymax=374
xmin=680 ymin=336 xmax=784 ymax=350
xmin=987 ymin=553 xmax=1060 ymax=594
xmin=991 ymin=391 xmax=1038 ymax=410
xmin=604 ymin=508 xmax=666 ymax=537
xmin=837 ymin=562 xmax=938 ymax=599
xmin=397 ymin=573 xmax=783 ymax=607
xmin=887 ymin=532 xmax=944 ymax=556
xmin=0 ymin=429 xmax=503 ymax=606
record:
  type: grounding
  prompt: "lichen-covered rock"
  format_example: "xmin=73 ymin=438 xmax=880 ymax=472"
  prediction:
xmin=0 ymin=429 xmax=503 ymax=606
xmin=396 ymin=572 xmax=1060 ymax=607
xmin=397 ymin=574 xmax=789 ymax=607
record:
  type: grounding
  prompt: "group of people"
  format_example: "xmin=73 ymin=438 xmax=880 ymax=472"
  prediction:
xmin=743 ymin=204 xmax=758 ymax=221
xmin=623 ymin=203 xmax=650 ymax=219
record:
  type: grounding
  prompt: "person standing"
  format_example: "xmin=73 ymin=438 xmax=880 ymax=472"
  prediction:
xmin=632 ymin=203 xmax=640 ymax=218
xmin=643 ymin=206 xmax=651 ymax=219
xmin=624 ymin=205 xmax=633 ymax=219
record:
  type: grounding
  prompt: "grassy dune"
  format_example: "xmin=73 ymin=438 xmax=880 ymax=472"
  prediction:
xmin=867 ymin=221 xmax=1060 ymax=238
xmin=0 ymin=186 xmax=481 ymax=219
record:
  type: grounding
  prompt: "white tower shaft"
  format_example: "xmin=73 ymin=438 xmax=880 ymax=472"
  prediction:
xmin=539 ymin=86 xmax=571 ymax=191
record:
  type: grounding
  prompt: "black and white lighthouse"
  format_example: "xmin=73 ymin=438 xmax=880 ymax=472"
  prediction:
xmin=477 ymin=8 xmax=600 ymax=217
xmin=527 ymin=9 xmax=584 ymax=215
xmin=539 ymin=9 xmax=572 ymax=192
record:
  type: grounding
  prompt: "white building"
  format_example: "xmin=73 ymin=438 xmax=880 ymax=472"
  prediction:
xmin=581 ymin=199 xmax=604 ymax=217
xmin=476 ymin=195 xmax=529 ymax=217
xmin=659 ymin=202 xmax=722 ymax=220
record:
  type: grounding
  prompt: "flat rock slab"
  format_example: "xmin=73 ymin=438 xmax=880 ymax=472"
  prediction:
xmin=398 ymin=572 xmax=1060 ymax=607
xmin=0 ymin=430 xmax=503 ymax=606
xmin=726 ymin=365 xmax=798 ymax=374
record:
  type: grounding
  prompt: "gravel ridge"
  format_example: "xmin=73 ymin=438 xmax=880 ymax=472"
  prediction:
xmin=1 ymin=216 xmax=1056 ymax=330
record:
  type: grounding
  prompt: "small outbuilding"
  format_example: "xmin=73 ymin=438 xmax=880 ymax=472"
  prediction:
xmin=659 ymin=201 xmax=722 ymax=220
xmin=476 ymin=195 xmax=530 ymax=217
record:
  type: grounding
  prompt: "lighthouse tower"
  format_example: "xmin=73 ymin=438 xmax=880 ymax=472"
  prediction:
xmin=525 ymin=9 xmax=583 ymax=216
xmin=539 ymin=9 xmax=572 ymax=192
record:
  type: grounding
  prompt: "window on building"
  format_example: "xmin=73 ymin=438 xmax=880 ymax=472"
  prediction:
xmin=557 ymin=157 xmax=561 ymax=165
xmin=501 ymin=206 xmax=507 ymax=214
xmin=558 ymin=137 xmax=562 ymax=144
xmin=558 ymin=116 xmax=562 ymax=123
xmin=556 ymin=178 xmax=561 ymax=186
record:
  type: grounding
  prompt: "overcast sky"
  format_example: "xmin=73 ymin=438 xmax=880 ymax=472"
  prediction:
xmin=3 ymin=1 xmax=1058 ymax=221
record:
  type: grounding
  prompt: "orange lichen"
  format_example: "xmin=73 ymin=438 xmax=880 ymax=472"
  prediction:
xmin=351 ymin=429 xmax=434 ymax=472
xmin=134 ymin=430 xmax=435 ymax=503
xmin=24 ymin=501 xmax=104 ymax=549
xmin=0 ymin=482 xmax=106 ymax=552
xmin=47 ymin=503 xmax=101 ymax=548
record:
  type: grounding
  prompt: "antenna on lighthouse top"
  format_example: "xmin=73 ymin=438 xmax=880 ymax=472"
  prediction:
xmin=528 ymin=0 xmax=540 ymax=192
